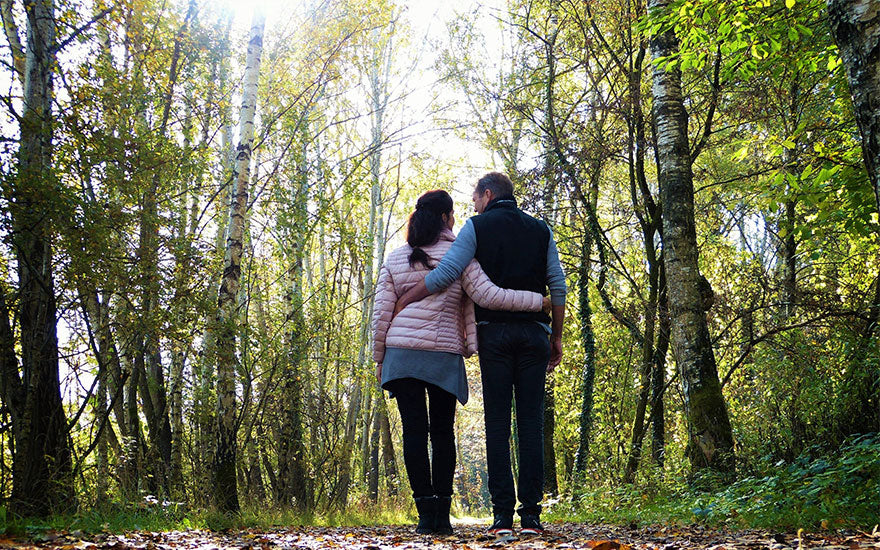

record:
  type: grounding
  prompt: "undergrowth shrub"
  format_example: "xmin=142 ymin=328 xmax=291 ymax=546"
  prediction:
xmin=552 ymin=433 xmax=880 ymax=529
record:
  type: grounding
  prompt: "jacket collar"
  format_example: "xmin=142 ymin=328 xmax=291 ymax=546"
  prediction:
xmin=483 ymin=197 xmax=517 ymax=213
xmin=439 ymin=227 xmax=455 ymax=242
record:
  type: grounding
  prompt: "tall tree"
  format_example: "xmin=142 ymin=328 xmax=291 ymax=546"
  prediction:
xmin=647 ymin=0 xmax=734 ymax=476
xmin=277 ymin=116 xmax=311 ymax=510
xmin=1 ymin=0 xmax=75 ymax=517
xmin=209 ymin=8 xmax=266 ymax=513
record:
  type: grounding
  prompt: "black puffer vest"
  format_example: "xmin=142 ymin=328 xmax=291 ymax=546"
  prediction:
xmin=471 ymin=198 xmax=551 ymax=324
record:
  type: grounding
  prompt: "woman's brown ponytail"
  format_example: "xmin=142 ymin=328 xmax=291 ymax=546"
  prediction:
xmin=407 ymin=190 xmax=454 ymax=269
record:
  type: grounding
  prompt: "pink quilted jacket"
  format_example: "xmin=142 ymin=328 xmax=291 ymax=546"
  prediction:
xmin=372 ymin=228 xmax=543 ymax=363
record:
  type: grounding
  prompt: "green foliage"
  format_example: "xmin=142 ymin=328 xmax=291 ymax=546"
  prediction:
xmin=551 ymin=434 xmax=880 ymax=529
xmin=640 ymin=0 xmax=835 ymax=79
xmin=3 ymin=498 xmax=413 ymax=536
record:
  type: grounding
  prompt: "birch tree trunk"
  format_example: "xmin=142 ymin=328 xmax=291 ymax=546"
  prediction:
xmin=209 ymin=9 xmax=265 ymax=513
xmin=648 ymin=0 xmax=734 ymax=476
xmin=827 ymin=0 xmax=880 ymax=217
xmin=827 ymin=1 xmax=880 ymax=435
xmin=5 ymin=0 xmax=74 ymax=516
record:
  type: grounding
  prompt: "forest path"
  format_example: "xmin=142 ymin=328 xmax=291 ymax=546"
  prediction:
xmin=11 ymin=523 xmax=880 ymax=550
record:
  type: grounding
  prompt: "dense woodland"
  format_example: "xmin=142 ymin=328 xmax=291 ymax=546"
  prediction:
xmin=0 ymin=0 xmax=878 ymax=521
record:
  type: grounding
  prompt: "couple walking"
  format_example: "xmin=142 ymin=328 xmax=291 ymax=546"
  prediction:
xmin=372 ymin=172 xmax=566 ymax=536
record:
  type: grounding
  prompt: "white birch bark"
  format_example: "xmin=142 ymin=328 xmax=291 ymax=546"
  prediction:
xmin=648 ymin=0 xmax=734 ymax=476
xmin=827 ymin=0 xmax=880 ymax=217
xmin=209 ymin=9 xmax=265 ymax=513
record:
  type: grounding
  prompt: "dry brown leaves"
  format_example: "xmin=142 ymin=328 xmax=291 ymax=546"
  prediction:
xmin=2 ymin=522 xmax=879 ymax=550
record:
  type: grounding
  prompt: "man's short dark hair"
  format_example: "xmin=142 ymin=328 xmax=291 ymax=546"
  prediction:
xmin=476 ymin=172 xmax=514 ymax=199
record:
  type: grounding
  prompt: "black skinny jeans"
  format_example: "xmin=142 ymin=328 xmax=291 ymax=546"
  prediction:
xmin=478 ymin=321 xmax=550 ymax=517
xmin=387 ymin=377 xmax=457 ymax=498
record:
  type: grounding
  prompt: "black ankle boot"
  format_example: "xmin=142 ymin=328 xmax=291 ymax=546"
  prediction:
xmin=434 ymin=496 xmax=453 ymax=535
xmin=414 ymin=496 xmax=437 ymax=534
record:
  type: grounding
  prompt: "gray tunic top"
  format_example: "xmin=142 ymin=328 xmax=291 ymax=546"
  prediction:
xmin=380 ymin=347 xmax=468 ymax=405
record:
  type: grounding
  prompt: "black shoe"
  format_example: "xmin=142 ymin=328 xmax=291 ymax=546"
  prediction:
xmin=520 ymin=514 xmax=544 ymax=535
xmin=488 ymin=512 xmax=514 ymax=536
xmin=414 ymin=496 xmax=436 ymax=534
xmin=434 ymin=496 xmax=453 ymax=535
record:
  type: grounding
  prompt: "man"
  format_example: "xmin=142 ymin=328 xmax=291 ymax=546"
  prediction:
xmin=394 ymin=172 xmax=566 ymax=536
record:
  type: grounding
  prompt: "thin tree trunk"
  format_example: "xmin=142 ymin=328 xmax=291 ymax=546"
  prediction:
xmin=0 ymin=286 xmax=23 ymax=498
xmin=624 ymin=37 xmax=661 ymax=482
xmin=169 ymin=342 xmax=185 ymax=497
xmin=379 ymin=396 xmax=398 ymax=495
xmin=208 ymin=9 xmax=265 ymax=513
xmin=277 ymin=121 xmax=311 ymax=509
xmin=541 ymin=12 xmax=559 ymax=495
xmin=648 ymin=0 xmax=734 ymax=476
xmin=334 ymin=38 xmax=391 ymax=507
xmin=360 ymin=391 xmax=373 ymax=484
xmin=651 ymin=262 xmax=669 ymax=466
xmin=573 ymin=175 xmax=600 ymax=476
xmin=123 ymin=350 xmax=142 ymax=499
xmin=780 ymin=78 xmax=801 ymax=318
xmin=368 ymin=406 xmax=380 ymax=502
xmin=246 ymin=434 xmax=266 ymax=503
xmin=96 ymin=352 xmax=109 ymax=504
xmin=134 ymin=0 xmax=195 ymax=496
xmin=543 ymin=374 xmax=558 ymax=494
xmin=623 ymin=252 xmax=659 ymax=484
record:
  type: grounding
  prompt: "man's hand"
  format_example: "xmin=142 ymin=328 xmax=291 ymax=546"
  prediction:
xmin=393 ymin=278 xmax=430 ymax=318
xmin=548 ymin=336 xmax=562 ymax=373
xmin=375 ymin=363 xmax=382 ymax=382
xmin=548 ymin=303 xmax=565 ymax=373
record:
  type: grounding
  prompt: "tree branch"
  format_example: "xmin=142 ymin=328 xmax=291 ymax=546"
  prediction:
xmin=720 ymin=310 xmax=860 ymax=387
xmin=51 ymin=6 xmax=114 ymax=54
xmin=690 ymin=44 xmax=722 ymax=162
xmin=0 ymin=0 xmax=24 ymax=81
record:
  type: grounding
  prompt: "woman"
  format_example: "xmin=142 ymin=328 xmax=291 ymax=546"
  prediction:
xmin=372 ymin=190 xmax=546 ymax=535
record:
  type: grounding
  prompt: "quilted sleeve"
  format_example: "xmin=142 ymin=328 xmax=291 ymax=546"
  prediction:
xmin=461 ymin=259 xmax=543 ymax=311
xmin=371 ymin=264 xmax=398 ymax=363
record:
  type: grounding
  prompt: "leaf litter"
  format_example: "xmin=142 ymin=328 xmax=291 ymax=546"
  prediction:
xmin=2 ymin=523 xmax=879 ymax=550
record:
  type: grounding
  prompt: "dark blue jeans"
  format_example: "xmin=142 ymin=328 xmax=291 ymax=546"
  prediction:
xmin=478 ymin=322 xmax=550 ymax=517
xmin=387 ymin=378 xmax=457 ymax=498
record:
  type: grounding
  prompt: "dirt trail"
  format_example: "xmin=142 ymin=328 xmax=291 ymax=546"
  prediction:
xmin=7 ymin=523 xmax=880 ymax=550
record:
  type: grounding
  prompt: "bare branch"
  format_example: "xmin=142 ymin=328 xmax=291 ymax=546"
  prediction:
xmin=52 ymin=5 xmax=114 ymax=54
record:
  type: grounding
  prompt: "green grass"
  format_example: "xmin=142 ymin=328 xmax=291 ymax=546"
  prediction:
xmin=3 ymin=497 xmax=413 ymax=538
xmin=546 ymin=434 xmax=880 ymax=530
xmin=7 ymin=436 xmax=878 ymax=537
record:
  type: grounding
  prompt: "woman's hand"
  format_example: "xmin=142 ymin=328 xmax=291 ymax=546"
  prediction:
xmin=375 ymin=363 xmax=383 ymax=382
xmin=542 ymin=296 xmax=552 ymax=315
